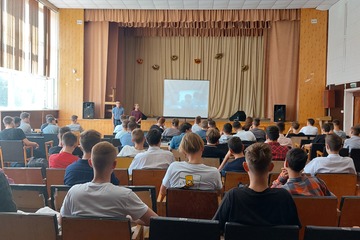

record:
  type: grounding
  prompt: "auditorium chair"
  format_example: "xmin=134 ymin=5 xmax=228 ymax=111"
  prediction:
xmin=271 ymin=160 xmax=285 ymax=173
xmin=350 ymin=148 xmax=360 ymax=172
xmin=45 ymin=168 xmax=66 ymax=197
xmin=116 ymin=157 xmax=134 ymax=168
xmin=201 ymin=157 xmax=220 ymax=168
xmin=241 ymin=141 xmax=256 ymax=150
xmin=171 ymin=149 xmax=187 ymax=161
xmin=223 ymin=172 xmax=250 ymax=192
xmin=149 ymin=216 xmax=221 ymax=240
xmin=113 ymin=168 xmax=129 ymax=185
xmin=268 ymin=172 xmax=280 ymax=186
xmin=131 ymin=169 xmax=167 ymax=195
xmin=290 ymin=136 xmax=308 ymax=148
xmin=44 ymin=140 xmax=53 ymax=161
xmin=50 ymin=185 xmax=71 ymax=211
xmin=10 ymin=184 xmax=48 ymax=212
xmin=0 ymin=140 xmax=33 ymax=167
xmin=127 ymin=186 xmax=157 ymax=213
xmin=224 ymin=223 xmax=299 ymax=240
xmin=309 ymin=143 xmax=325 ymax=160
xmin=304 ymin=226 xmax=360 ymax=240
xmin=338 ymin=196 xmax=360 ymax=227
xmin=3 ymin=167 xmax=44 ymax=184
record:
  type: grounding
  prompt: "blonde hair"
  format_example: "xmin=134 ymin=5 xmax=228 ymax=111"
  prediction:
xmin=132 ymin=128 xmax=144 ymax=144
xmin=91 ymin=142 xmax=117 ymax=173
xmin=179 ymin=132 xmax=204 ymax=155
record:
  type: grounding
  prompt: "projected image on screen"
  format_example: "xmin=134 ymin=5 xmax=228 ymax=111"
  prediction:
xmin=163 ymin=79 xmax=209 ymax=118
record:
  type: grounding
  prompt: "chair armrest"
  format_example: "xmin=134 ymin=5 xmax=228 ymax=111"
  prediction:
xmin=132 ymin=225 xmax=143 ymax=240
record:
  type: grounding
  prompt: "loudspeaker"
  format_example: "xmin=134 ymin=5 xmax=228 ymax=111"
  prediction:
xmin=323 ymin=89 xmax=335 ymax=108
xmin=229 ymin=111 xmax=246 ymax=121
xmin=274 ymin=105 xmax=286 ymax=122
xmin=83 ymin=102 xmax=95 ymax=119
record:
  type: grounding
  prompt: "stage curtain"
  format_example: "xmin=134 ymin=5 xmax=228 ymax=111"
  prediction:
xmin=122 ymin=34 xmax=264 ymax=119
xmin=84 ymin=21 xmax=109 ymax=118
xmin=264 ymin=20 xmax=300 ymax=121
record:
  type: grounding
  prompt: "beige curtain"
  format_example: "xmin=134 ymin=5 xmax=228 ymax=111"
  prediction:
xmin=123 ymin=34 xmax=264 ymax=119
xmin=29 ymin=0 xmax=38 ymax=74
xmin=84 ymin=22 xmax=109 ymax=118
xmin=264 ymin=21 xmax=300 ymax=121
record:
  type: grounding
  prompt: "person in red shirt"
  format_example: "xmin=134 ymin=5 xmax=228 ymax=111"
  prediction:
xmin=49 ymin=131 xmax=79 ymax=168
xmin=265 ymin=126 xmax=289 ymax=161
xmin=131 ymin=103 xmax=143 ymax=124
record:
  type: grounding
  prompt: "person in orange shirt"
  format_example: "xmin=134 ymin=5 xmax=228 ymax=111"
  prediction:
xmin=49 ymin=132 xmax=79 ymax=168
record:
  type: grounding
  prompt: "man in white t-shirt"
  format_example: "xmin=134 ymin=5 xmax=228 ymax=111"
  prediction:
xmin=299 ymin=118 xmax=318 ymax=135
xmin=233 ymin=121 xmax=256 ymax=142
xmin=118 ymin=128 xmax=146 ymax=157
xmin=60 ymin=142 xmax=157 ymax=225
xmin=128 ymin=129 xmax=175 ymax=175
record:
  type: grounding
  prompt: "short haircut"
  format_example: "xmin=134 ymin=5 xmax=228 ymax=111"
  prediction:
xmin=59 ymin=126 xmax=71 ymax=137
xmin=120 ymin=115 xmax=127 ymax=121
xmin=326 ymin=134 xmax=342 ymax=152
xmin=91 ymin=142 xmax=117 ymax=173
xmin=195 ymin=116 xmax=202 ymax=124
xmin=232 ymin=121 xmax=241 ymax=129
xmin=179 ymin=122 xmax=192 ymax=133
xmin=322 ymin=123 xmax=331 ymax=133
xmin=179 ymin=132 xmax=204 ymax=155
xmin=228 ymin=137 xmax=243 ymax=154
xmin=327 ymin=122 xmax=334 ymax=131
xmin=307 ymin=118 xmax=315 ymax=126
xmin=129 ymin=116 xmax=136 ymax=123
xmin=266 ymin=126 xmax=280 ymax=141
xmin=122 ymin=119 xmax=129 ymax=129
xmin=276 ymin=122 xmax=285 ymax=132
xmin=245 ymin=117 xmax=253 ymax=124
xmin=291 ymin=121 xmax=300 ymax=130
xmin=45 ymin=114 xmax=53 ymax=120
xmin=80 ymin=130 xmax=102 ymax=153
xmin=352 ymin=125 xmax=360 ymax=136
xmin=253 ymin=118 xmax=261 ymax=127
xmin=158 ymin=117 xmax=165 ymax=124
xmin=200 ymin=120 xmax=208 ymax=129
xmin=206 ymin=128 xmax=221 ymax=144
xmin=20 ymin=112 xmax=30 ymax=120
xmin=286 ymin=148 xmax=308 ymax=172
xmin=132 ymin=128 xmax=144 ymax=144
xmin=223 ymin=123 xmax=232 ymax=134
xmin=47 ymin=117 xmax=55 ymax=123
xmin=172 ymin=118 xmax=179 ymax=127
xmin=208 ymin=119 xmax=216 ymax=128
xmin=146 ymin=129 xmax=162 ymax=146
xmin=62 ymin=132 xmax=78 ymax=147
xmin=3 ymin=116 xmax=13 ymax=125
xmin=245 ymin=143 xmax=272 ymax=174
xmin=332 ymin=119 xmax=340 ymax=126
xmin=14 ymin=116 xmax=21 ymax=125
xmin=71 ymin=115 xmax=78 ymax=121
xmin=128 ymin=122 xmax=137 ymax=131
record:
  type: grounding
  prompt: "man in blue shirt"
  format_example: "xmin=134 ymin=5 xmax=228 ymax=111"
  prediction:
xmin=112 ymin=100 xmax=125 ymax=128
xmin=169 ymin=122 xmax=192 ymax=150
xmin=120 ymin=122 xmax=137 ymax=147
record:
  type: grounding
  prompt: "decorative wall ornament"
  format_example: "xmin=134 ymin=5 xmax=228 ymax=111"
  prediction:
xmin=136 ymin=58 xmax=143 ymax=64
xmin=241 ymin=65 xmax=249 ymax=71
xmin=171 ymin=55 xmax=178 ymax=61
xmin=215 ymin=53 xmax=223 ymax=60
xmin=152 ymin=64 xmax=160 ymax=70
xmin=194 ymin=58 xmax=201 ymax=64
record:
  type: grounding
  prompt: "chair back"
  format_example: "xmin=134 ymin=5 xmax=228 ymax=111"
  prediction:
xmin=45 ymin=168 xmax=66 ymax=197
xmin=0 ymin=140 xmax=26 ymax=167
xmin=310 ymin=143 xmax=325 ymax=160
xmin=166 ymin=188 xmax=219 ymax=219
xmin=132 ymin=169 xmax=167 ymax=195
xmin=300 ymin=139 xmax=312 ymax=148
xmin=149 ymin=216 xmax=220 ymax=240
xmin=61 ymin=216 xmax=131 ymax=240
xmin=10 ymin=184 xmax=48 ymax=212
xmin=43 ymin=134 xmax=59 ymax=147
xmin=291 ymin=136 xmax=308 ymax=148
xmin=268 ymin=173 xmax=280 ymax=186
xmin=111 ymin=138 xmax=121 ymax=147
xmin=224 ymin=223 xmax=299 ymax=240
xmin=0 ymin=212 xmax=58 ymax=240
xmin=339 ymin=196 xmax=360 ymax=227
xmin=224 ymin=172 xmax=249 ymax=192
xmin=116 ymin=157 xmax=134 ymax=168
xmin=242 ymin=141 xmax=256 ymax=150
xmin=201 ymin=157 xmax=220 ymax=168
xmin=270 ymin=161 xmax=285 ymax=173
xmin=44 ymin=140 xmax=54 ymax=161
xmin=3 ymin=167 xmax=44 ymax=184
xmin=50 ymin=185 xmax=71 ymax=211
xmin=171 ymin=149 xmax=187 ymax=161
xmin=350 ymin=148 xmax=360 ymax=172
xmin=126 ymin=185 xmax=157 ymax=213
xmin=113 ymin=168 xmax=129 ymax=185
xmin=304 ymin=226 xmax=360 ymax=240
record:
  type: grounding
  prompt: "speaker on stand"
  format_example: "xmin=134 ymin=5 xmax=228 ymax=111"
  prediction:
xmin=83 ymin=102 xmax=95 ymax=119
xmin=274 ymin=105 xmax=286 ymax=122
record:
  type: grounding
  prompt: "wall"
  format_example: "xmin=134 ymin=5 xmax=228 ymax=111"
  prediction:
xmin=297 ymin=9 xmax=328 ymax=124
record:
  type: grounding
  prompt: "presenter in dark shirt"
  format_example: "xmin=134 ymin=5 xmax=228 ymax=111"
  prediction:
xmin=131 ymin=103 xmax=143 ymax=124
xmin=112 ymin=100 xmax=125 ymax=128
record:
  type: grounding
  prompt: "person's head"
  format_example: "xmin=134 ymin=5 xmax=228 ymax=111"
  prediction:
xmin=291 ymin=121 xmax=300 ymax=130
xmin=325 ymin=134 xmax=343 ymax=152
xmin=195 ymin=116 xmax=202 ymax=124
xmin=351 ymin=124 xmax=360 ymax=136
xmin=332 ymin=119 xmax=341 ymax=128
xmin=59 ymin=126 xmax=71 ymax=139
xmin=132 ymin=128 xmax=145 ymax=145
xmin=223 ymin=123 xmax=232 ymax=135
xmin=47 ymin=117 xmax=56 ymax=124
xmin=327 ymin=122 xmax=334 ymax=133
xmin=71 ymin=115 xmax=78 ymax=123
xmin=228 ymin=137 xmax=243 ymax=154
xmin=276 ymin=122 xmax=286 ymax=133
xmin=62 ymin=132 xmax=78 ymax=148
xmin=157 ymin=117 xmax=165 ymax=126
xmin=200 ymin=120 xmax=209 ymax=129
xmin=134 ymin=103 xmax=140 ymax=110
xmin=172 ymin=118 xmax=179 ymax=128
xmin=129 ymin=116 xmax=136 ymax=123
xmin=208 ymin=119 xmax=216 ymax=129
xmin=146 ymin=129 xmax=162 ymax=146
xmin=80 ymin=130 xmax=102 ymax=153
xmin=120 ymin=115 xmax=127 ymax=121
xmin=20 ymin=112 xmax=30 ymax=122
xmin=244 ymin=143 xmax=273 ymax=175
xmin=91 ymin=142 xmax=117 ymax=174
xmin=307 ymin=118 xmax=315 ymax=126
xmin=14 ymin=117 xmax=21 ymax=127
xmin=179 ymin=132 xmax=204 ymax=155
xmin=245 ymin=117 xmax=253 ymax=124
xmin=115 ymin=101 xmax=121 ymax=107
xmin=128 ymin=122 xmax=137 ymax=132
xmin=253 ymin=118 xmax=261 ymax=127
xmin=232 ymin=121 xmax=241 ymax=131
xmin=321 ymin=123 xmax=331 ymax=134
xmin=266 ymin=126 xmax=280 ymax=141
xmin=206 ymin=128 xmax=221 ymax=144
xmin=45 ymin=114 xmax=53 ymax=122
xmin=285 ymin=148 xmax=308 ymax=173
xmin=179 ymin=122 xmax=192 ymax=133
xmin=122 ymin=120 xmax=130 ymax=130
xmin=3 ymin=116 xmax=14 ymax=127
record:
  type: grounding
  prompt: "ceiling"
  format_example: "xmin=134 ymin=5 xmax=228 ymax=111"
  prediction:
xmin=47 ymin=0 xmax=340 ymax=10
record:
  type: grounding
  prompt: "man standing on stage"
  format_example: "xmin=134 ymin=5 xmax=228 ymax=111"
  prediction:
xmin=112 ymin=100 xmax=124 ymax=128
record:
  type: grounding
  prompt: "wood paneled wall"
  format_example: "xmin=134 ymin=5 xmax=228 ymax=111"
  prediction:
xmin=57 ymin=119 xmax=113 ymax=135
xmin=59 ymin=9 xmax=84 ymax=120
xmin=297 ymin=9 xmax=328 ymax=124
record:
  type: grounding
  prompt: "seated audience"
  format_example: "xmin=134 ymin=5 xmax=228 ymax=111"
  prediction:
xmin=14 ymin=116 xmax=21 ymax=128
xmin=276 ymin=122 xmax=292 ymax=148
xmin=118 ymin=129 xmax=146 ymax=157
xmin=162 ymin=118 xmax=180 ymax=137
xmin=18 ymin=112 xmax=32 ymax=134
xmin=271 ymin=148 xmax=332 ymax=196
xmin=191 ymin=116 xmax=202 ymax=133
xmin=159 ymin=133 xmax=222 ymax=200
xmin=49 ymin=132 xmax=78 ymax=168
xmin=344 ymin=124 xmax=360 ymax=152
xmin=286 ymin=121 xmax=305 ymax=137
xmin=49 ymin=126 xmax=83 ymax=158
xmin=299 ymin=118 xmax=318 ymax=135
xmin=131 ymin=103 xmax=143 ymax=124
xmin=218 ymin=137 xmax=246 ymax=177
xmin=120 ymin=122 xmax=137 ymax=147
xmin=67 ymin=115 xmax=84 ymax=132
xmin=195 ymin=120 xmax=208 ymax=141
xmin=304 ymin=134 xmax=356 ymax=175
xmin=113 ymin=115 xmax=128 ymax=134
xmin=169 ymin=122 xmax=192 ymax=150
xmin=332 ymin=119 xmax=347 ymax=139
xmin=208 ymin=119 xmax=219 ymax=131
xmin=265 ymin=126 xmax=289 ymax=161
xmin=202 ymin=128 xmax=226 ymax=161
xmin=219 ymin=123 xmax=233 ymax=144
xmin=242 ymin=116 xmax=253 ymax=131
xmin=128 ymin=129 xmax=175 ymax=175
xmin=233 ymin=121 xmax=256 ymax=141
xmin=42 ymin=117 xmax=60 ymax=134
xmin=115 ymin=119 xmax=129 ymax=139
xmin=64 ymin=130 xmax=119 ymax=186
xmin=150 ymin=117 xmax=165 ymax=134
xmin=0 ymin=170 xmax=17 ymax=212
xmin=40 ymin=114 xmax=53 ymax=131
xmin=250 ymin=118 xmax=266 ymax=141
xmin=213 ymin=143 xmax=300 ymax=231
xmin=328 ymin=122 xmax=334 ymax=134
xmin=303 ymin=123 xmax=331 ymax=149
xmin=60 ymin=142 xmax=157 ymax=225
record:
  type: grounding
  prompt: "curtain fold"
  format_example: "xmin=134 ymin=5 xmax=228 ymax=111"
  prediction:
xmin=29 ymin=0 xmax=38 ymax=74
